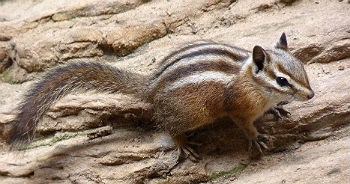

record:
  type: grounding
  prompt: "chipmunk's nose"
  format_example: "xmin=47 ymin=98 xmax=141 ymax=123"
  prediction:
xmin=307 ymin=90 xmax=314 ymax=100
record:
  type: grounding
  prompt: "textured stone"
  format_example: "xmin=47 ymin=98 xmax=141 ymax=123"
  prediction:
xmin=0 ymin=0 xmax=349 ymax=183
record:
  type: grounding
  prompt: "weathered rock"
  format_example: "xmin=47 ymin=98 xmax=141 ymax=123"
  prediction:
xmin=208 ymin=127 xmax=350 ymax=184
xmin=0 ymin=0 xmax=236 ymax=79
xmin=309 ymin=38 xmax=350 ymax=64
xmin=0 ymin=59 xmax=348 ymax=183
xmin=0 ymin=0 xmax=349 ymax=183
xmin=0 ymin=41 xmax=17 ymax=74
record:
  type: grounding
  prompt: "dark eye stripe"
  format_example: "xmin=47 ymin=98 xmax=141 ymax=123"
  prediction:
xmin=276 ymin=64 xmax=309 ymax=87
xmin=251 ymin=74 xmax=285 ymax=93
xmin=248 ymin=65 xmax=284 ymax=93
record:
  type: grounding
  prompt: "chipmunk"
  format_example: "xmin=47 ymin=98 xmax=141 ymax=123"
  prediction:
xmin=7 ymin=33 xmax=314 ymax=161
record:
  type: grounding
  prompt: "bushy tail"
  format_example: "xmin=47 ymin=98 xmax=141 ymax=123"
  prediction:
xmin=7 ymin=62 xmax=147 ymax=147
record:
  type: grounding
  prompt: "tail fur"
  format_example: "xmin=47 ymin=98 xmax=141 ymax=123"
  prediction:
xmin=7 ymin=62 xmax=147 ymax=146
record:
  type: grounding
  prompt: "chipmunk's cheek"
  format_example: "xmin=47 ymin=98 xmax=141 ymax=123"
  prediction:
xmin=293 ymin=93 xmax=308 ymax=101
xmin=293 ymin=88 xmax=314 ymax=101
xmin=280 ymin=89 xmax=295 ymax=102
xmin=272 ymin=92 xmax=290 ymax=104
xmin=283 ymin=94 xmax=294 ymax=102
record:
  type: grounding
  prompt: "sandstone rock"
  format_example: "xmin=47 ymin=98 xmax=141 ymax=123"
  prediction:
xmin=0 ymin=41 xmax=17 ymax=74
xmin=309 ymin=38 xmax=350 ymax=64
xmin=209 ymin=127 xmax=350 ymax=184
xmin=0 ymin=0 xmax=349 ymax=183
xmin=0 ymin=0 xmax=236 ymax=80
xmin=0 ymin=60 xmax=348 ymax=183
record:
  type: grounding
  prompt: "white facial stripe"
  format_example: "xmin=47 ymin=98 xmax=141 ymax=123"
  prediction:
xmin=273 ymin=69 xmax=312 ymax=97
xmin=290 ymin=79 xmax=311 ymax=93
xmin=274 ymin=71 xmax=290 ymax=81
xmin=164 ymin=71 xmax=232 ymax=92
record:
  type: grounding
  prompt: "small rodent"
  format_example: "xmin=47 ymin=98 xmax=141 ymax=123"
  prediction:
xmin=7 ymin=33 xmax=314 ymax=161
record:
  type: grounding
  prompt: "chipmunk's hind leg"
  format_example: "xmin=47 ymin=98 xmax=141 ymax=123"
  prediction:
xmin=173 ymin=134 xmax=201 ymax=162
xmin=233 ymin=118 xmax=271 ymax=158
xmin=248 ymin=134 xmax=270 ymax=156
xmin=153 ymin=92 xmax=205 ymax=162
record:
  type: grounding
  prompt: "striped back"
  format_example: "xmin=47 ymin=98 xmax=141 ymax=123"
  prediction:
xmin=148 ymin=41 xmax=250 ymax=99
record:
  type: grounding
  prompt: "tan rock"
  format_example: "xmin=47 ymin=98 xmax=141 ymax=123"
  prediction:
xmin=0 ymin=0 xmax=349 ymax=183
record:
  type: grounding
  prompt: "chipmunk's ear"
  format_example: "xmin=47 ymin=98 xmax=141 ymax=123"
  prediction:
xmin=275 ymin=32 xmax=288 ymax=50
xmin=252 ymin=45 xmax=266 ymax=73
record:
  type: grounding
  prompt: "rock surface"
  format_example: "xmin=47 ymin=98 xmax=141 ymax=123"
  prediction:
xmin=0 ymin=0 xmax=349 ymax=183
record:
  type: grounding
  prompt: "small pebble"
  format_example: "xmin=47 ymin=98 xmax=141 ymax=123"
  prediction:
xmin=338 ymin=65 xmax=345 ymax=70
xmin=322 ymin=68 xmax=330 ymax=74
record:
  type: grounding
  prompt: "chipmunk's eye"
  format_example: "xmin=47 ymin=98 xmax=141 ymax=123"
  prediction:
xmin=276 ymin=77 xmax=289 ymax=87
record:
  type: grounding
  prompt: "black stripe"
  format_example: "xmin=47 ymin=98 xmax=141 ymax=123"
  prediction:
xmin=149 ymin=60 xmax=240 ymax=98
xmin=155 ymin=48 xmax=246 ymax=79
xmin=160 ymin=60 xmax=239 ymax=86
xmin=159 ymin=42 xmax=216 ymax=65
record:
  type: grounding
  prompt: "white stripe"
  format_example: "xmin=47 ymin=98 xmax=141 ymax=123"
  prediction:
xmin=164 ymin=44 xmax=240 ymax=68
xmin=165 ymin=54 xmax=236 ymax=75
xmin=164 ymin=71 xmax=232 ymax=92
xmin=164 ymin=42 xmax=219 ymax=63
xmin=150 ymin=55 xmax=239 ymax=91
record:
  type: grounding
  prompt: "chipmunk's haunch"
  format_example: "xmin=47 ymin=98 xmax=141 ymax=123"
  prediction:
xmin=7 ymin=33 xmax=314 ymax=161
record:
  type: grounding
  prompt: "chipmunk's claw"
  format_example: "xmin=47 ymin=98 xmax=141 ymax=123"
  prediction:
xmin=174 ymin=135 xmax=201 ymax=162
xmin=268 ymin=106 xmax=291 ymax=120
xmin=248 ymin=134 xmax=271 ymax=159
xmin=178 ymin=144 xmax=201 ymax=162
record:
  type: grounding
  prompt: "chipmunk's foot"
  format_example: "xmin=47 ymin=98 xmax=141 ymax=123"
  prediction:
xmin=173 ymin=134 xmax=201 ymax=162
xmin=268 ymin=106 xmax=291 ymax=120
xmin=248 ymin=134 xmax=270 ymax=159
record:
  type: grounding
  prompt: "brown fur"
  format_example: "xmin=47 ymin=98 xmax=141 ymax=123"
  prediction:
xmin=7 ymin=35 xmax=313 ymax=161
xmin=227 ymin=68 xmax=269 ymax=139
xmin=154 ymin=80 xmax=227 ymax=136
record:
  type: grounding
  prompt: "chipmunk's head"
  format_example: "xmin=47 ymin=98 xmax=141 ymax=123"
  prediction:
xmin=248 ymin=33 xmax=314 ymax=103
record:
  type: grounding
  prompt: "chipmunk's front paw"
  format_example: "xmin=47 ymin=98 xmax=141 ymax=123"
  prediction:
xmin=269 ymin=106 xmax=291 ymax=120
xmin=248 ymin=134 xmax=271 ymax=159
